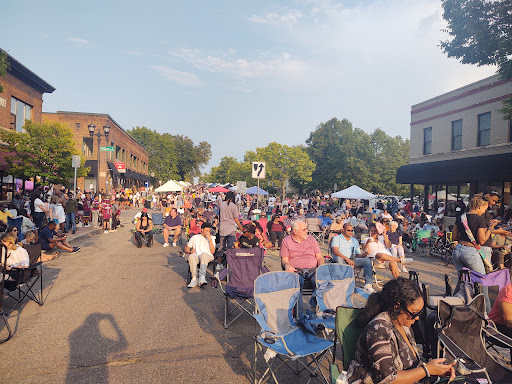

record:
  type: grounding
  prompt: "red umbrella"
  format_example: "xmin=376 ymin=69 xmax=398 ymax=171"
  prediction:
xmin=209 ymin=186 xmax=230 ymax=193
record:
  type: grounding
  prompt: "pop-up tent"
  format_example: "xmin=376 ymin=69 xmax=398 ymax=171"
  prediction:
xmin=209 ymin=185 xmax=230 ymax=193
xmin=246 ymin=186 xmax=268 ymax=195
xmin=331 ymin=185 xmax=375 ymax=200
xmin=155 ymin=180 xmax=183 ymax=192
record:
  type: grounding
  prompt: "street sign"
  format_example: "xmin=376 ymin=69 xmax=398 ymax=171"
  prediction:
xmin=72 ymin=155 xmax=81 ymax=168
xmin=100 ymin=146 xmax=115 ymax=151
xmin=252 ymin=161 xmax=266 ymax=179
xmin=236 ymin=181 xmax=247 ymax=193
xmin=115 ymin=162 xmax=126 ymax=173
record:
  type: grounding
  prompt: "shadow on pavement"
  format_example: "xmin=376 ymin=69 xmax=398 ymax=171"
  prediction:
xmin=66 ymin=312 xmax=127 ymax=384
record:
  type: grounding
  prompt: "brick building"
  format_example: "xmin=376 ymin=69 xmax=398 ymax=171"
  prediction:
xmin=43 ymin=111 xmax=149 ymax=193
xmin=396 ymin=74 xmax=512 ymax=211
xmin=0 ymin=49 xmax=55 ymax=132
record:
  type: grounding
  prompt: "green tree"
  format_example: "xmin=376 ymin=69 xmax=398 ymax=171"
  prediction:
xmin=245 ymin=142 xmax=315 ymax=201
xmin=128 ymin=127 xmax=179 ymax=184
xmin=441 ymin=0 xmax=512 ymax=118
xmin=128 ymin=128 xmax=212 ymax=182
xmin=0 ymin=50 xmax=10 ymax=93
xmin=0 ymin=122 xmax=88 ymax=184
xmin=203 ymin=156 xmax=251 ymax=184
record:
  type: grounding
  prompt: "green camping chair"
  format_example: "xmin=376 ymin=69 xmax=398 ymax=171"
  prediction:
xmin=329 ymin=306 xmax=363 ymax=384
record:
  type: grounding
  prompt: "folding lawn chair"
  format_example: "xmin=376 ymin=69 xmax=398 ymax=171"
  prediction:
xmin=254 ymin=271 xmax=333 ymax=384
xmin=151 ymin=212 xmax=165 ymax=234
xmin=329 ymin=306 xmax=362 ymax=384
xmin=314 ymin=264 xmax=369 ymax=330
xmin=437 ymin=294 xmax=512 ymax=384
xmin=306 ymin=218 xmax=326 ymax=245
xmin=4 ymin=243 xmax=44 ymax=314
xmin=0 ymin=244 xmax=12 ymax=343
xmin=218 ymin=248 xmax=268 ymax=328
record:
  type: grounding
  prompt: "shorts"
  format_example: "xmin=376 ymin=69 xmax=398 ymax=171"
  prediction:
xmin=52 ymin=219 xmax=59 ymax=224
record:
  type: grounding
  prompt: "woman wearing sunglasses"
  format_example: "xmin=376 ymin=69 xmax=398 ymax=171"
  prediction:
xmin=347 ymin=277 xmax=456 ymax=383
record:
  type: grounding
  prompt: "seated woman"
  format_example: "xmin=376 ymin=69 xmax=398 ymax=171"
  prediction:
xmin=253 ymin=221 xmax=272 ymax=249
xmin=2 ymin=232 xmax=30 ymax=290
xmin=266 ymin=215 xmax=286 ymax=250
xmin=489 ymin=283 xmax=512 ymax=337
xmin=348 ymin=277 xmax=455 ymax=384
xmin=235 ymin=223 xmax=260 ymax=248
xmin=135 ymin=211 xmax=154 ymax=248
xmin=362 ymin=223 xmax=402 ymax=278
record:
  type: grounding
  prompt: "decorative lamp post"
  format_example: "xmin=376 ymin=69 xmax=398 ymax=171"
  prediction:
xmin=88 ymin=123 xmax=110 ymax=195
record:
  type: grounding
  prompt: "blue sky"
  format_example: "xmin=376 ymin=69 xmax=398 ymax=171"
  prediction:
xmin=3 ymin=0 xmax=496 ymax=173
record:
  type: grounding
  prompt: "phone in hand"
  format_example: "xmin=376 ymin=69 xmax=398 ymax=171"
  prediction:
xmin=444 ymin=357 xmax=460 ymax=365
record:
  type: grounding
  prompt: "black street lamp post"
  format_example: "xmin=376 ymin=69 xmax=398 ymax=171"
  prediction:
xmin=88 ymin=122 xmax=110 ymax=195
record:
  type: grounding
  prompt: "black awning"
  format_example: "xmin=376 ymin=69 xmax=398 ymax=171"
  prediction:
xmin=396 ymin=152 xmax=512 ymax=184
xmin=107 ymin=161 xmax=120 ymax=177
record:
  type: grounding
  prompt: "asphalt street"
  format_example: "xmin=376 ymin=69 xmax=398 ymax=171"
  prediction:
xmin=0 ymin=210 xmax=458 ymax=383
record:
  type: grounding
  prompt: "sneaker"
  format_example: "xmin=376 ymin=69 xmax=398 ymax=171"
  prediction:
xmin=163 ymin=243 xmax=169 ymax=247
xmin=187 ymin=278 xmax=198 ymax=288
xmin=364 ymin=284 xmax=376 ymax=294
xmin=199 ymin=276 xmax=207 ymax=286
xmin=72 ymin=230 xmax=76 ymax=234
xmin=215 ymin=264 xmax=225 ymax=272
xmin=172 ymin=242 xmax=177 ymax=247
xmin=70 ymin=247 xmax=81 ymax=253
xmin=104 ymin=230 xmax=109 ymax=234
xmin=401 ymin=265 xmax=408 ymax=273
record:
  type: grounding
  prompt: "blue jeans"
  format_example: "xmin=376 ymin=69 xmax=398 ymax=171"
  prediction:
xmin=452 ymin=243 xmax=491 ymax=312
xmin=297 ymin=269 xmax=316 ymax=316
xmin=66 ymin=213 xmax=76 ymax=232
xmin=215 ymin=234 xmax=236 ymax=259
xmin=335 ymin=256 xmax=373 ymax=286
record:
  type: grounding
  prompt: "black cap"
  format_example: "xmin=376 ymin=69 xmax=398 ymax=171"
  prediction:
xmin=483 ymin=186 xmax=500 ymax=198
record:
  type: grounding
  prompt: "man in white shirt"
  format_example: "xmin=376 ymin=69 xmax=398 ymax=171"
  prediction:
xmin=184 ymin=222 xmax=216 ymax=288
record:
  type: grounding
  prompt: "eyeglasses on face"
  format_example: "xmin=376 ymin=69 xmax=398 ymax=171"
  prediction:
xmin=345 ymin=229 xmax=354 ymax=232
xmin=400 ymin=303 xmax=424 ymax=319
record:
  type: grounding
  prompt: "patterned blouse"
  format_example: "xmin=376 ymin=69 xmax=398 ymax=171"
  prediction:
xmin=347 ymin=312 xmax=423 ymax=384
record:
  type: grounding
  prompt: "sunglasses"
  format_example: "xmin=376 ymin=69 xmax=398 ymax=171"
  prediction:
xmin=12 ymin=229 xmax=18 ymax=232
xmin=400 ymin=304 xmax=425 ymax=319
xmin=345 ymin=229 xmax=354 ymax=232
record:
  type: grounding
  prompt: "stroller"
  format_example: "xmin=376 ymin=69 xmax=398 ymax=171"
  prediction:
xmin=436 ymin=294 xmax=512 ymax=384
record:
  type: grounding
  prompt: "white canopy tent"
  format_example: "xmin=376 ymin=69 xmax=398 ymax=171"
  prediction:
xmin=155 ymin=180 xmax=183 ymax=192
xmin=331 ymin=185 xmax=376 ymax=200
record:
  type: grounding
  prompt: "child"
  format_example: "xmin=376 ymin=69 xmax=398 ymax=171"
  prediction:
xmin=101 ymin=196 xmax=112 ymax=233
xmin=82 ymin=197 xmax=91 ymax=227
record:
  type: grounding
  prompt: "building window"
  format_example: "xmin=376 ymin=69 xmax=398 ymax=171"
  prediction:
xmin=478 ymin=112 xmax=491 ymax=146
xmin=82 ymin=137 xmax=93 ymax=157
xmin=451 ymin=119 xmax=462 ymax=151
xmin=509 ymin=121 xmax=512 ymax=142
xmin=423 ymin=127 xmax=432 ymax=155
xmin=10 ymin=97 xmax=33 ymax=132
xmin=76 ymin=123 xmax=80 ymax=130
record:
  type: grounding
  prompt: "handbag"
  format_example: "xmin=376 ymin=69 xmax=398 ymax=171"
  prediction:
xmin=460 ymin=213 xmax=493 ymax=273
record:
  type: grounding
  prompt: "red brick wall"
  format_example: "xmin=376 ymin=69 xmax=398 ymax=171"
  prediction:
xmin=42 ymin=112 xmax=149 ymax=193
xmin=0 ymin=73 xmax=44 ymax=130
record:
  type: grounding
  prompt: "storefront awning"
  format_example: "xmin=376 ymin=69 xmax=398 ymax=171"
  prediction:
xmin=396 ymin=152 xmax=512 ymax=185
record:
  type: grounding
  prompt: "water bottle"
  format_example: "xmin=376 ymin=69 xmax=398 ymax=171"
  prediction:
xmin=336 ymin=370 xmax=348 ymax=384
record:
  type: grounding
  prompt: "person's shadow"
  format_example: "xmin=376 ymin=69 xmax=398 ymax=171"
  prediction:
xmin=66 ymin=313 xmax=127 ymax=383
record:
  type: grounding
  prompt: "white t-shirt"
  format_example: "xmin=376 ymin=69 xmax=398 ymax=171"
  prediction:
xmin=366 ymin=237 xmax=392 ymax=258
xmin=187 ymin=234 xmax=215 ymax=255
xmin=34 ymin=198 xmax=45 ymax=213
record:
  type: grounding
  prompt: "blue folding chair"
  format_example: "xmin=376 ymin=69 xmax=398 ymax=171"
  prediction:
xmin=218 ymin=248 xmax=268 ymax=328
xmin=254 ymin=271 xmax=333 ymax=384
xmin=151 ymin=212 xmax=164 ymax=234
xmin=313 ymin=264 xmax=369 ymax=330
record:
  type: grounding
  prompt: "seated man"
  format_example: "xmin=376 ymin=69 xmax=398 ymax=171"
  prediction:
xmin=183 ymin=222 xmax=216 ymax=288
xmin=38 ymin=221 xmax=80 ymax=253
xmin=362 ymin=223 xmax=402 ymax=279
xmin=331 ymin=223 xmax=375 ymax=294
xmin=329 ymin=217 xmax=344 ymax=235
xmin=318 ymin=211 xmax=332 ymax=230
xmin=163 ymin=208 xmax=182 ymax=247
xmin=135 ymin=210 xmax=154 ymax=247
xmin=235 ymin=223 xmax=260 ymax=248
xmin=280 ymin=220 xmax=325 ymax=314
xmin=492 ymin=232 xmax=511 ymax=270
xmin=489 ymin=283 xmax=512 ymax=337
